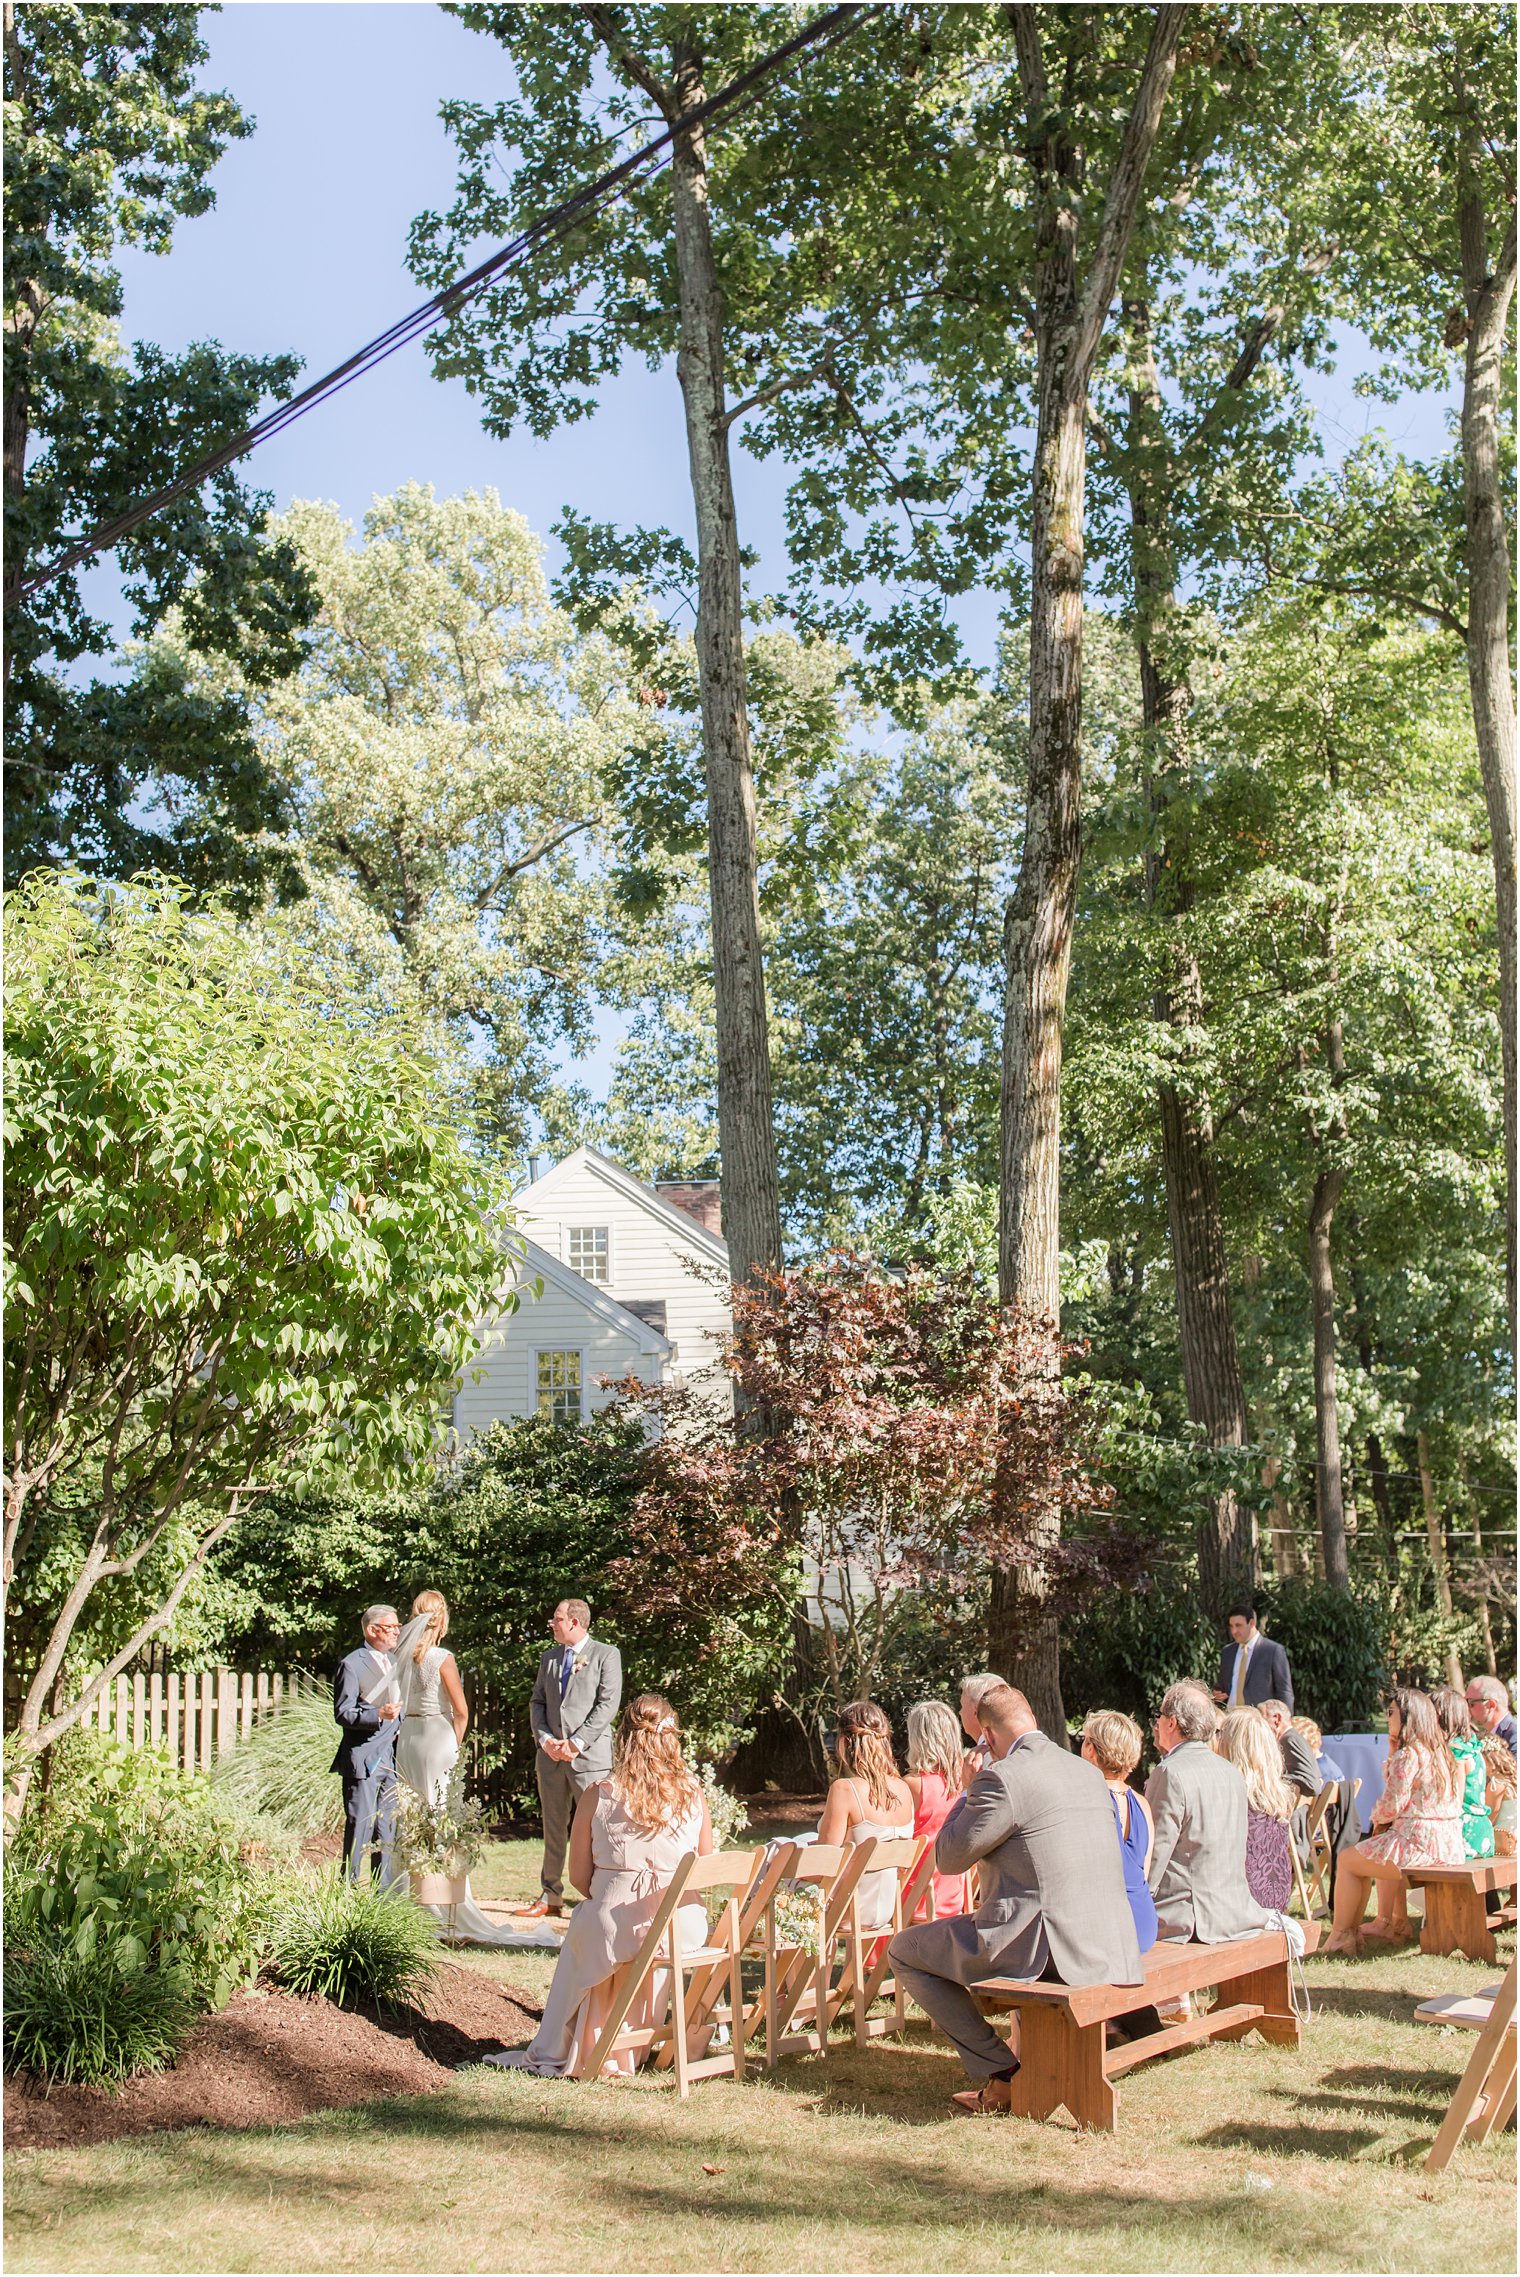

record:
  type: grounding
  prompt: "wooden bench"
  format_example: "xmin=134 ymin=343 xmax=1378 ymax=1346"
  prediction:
xmin=1405 ymin=1857 xmax=1518 ymax=1965
xmin=970 ymin=1922 xmax=1320 ymax=2132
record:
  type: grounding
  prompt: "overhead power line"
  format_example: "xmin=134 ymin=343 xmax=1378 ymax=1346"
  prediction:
xmin=19 ymin=4 xmax=867 ymax=599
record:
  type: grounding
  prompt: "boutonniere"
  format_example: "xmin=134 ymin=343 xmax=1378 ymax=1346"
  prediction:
xmin=571 ymin=1655 xmax=588 ymax=1674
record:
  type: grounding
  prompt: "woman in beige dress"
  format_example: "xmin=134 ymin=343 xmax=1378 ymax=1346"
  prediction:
xmin=491 ymin=1694 xmax=712 ymax=2077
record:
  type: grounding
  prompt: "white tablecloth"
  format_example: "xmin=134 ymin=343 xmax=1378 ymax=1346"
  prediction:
xmin=1324 ymin=1732 xmax=1389 ymax=1834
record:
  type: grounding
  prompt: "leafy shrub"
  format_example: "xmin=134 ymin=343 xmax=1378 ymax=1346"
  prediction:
xmin=266 ymin=1870 xmax=439 ymax=2008
xmin=8 ymin=1734 xmax=265 ymax=2012
xmin=4 ymin=1931 xmax=191 ymax=2089
xmin=1261 ymin=1579 xmax=1389 ymax=1731
xmin=1059 ymin=1566 xmax=1215 ymax=1729
xmin=209 ymin=1672 xmax=344 ymax=1841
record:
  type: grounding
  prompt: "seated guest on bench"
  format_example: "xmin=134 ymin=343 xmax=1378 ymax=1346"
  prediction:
xmin=1259 ymin=1697 xmax=1322 ymax=1797
xmin=958 ymin=1670 xmax=1001 ymax=1773
xmin=1433 ymin=1686 xmax=1496 ymax=1859
xmin=1146 ymin=1681 xmax=1266 ymax=1942
xmin=887 ymin=1682 xmax=1142 ymax=2118
xmin=1080 ymin=1710 xmax=1157 ymax=1954
xmin=1481 ymin=1739 xmax=1516 ymax=1858
xmin=1292 ymin=1715 xmax=1346 ymax=1788
xmin=1214 ymin=1708 xmax=1297 ymax=1911
xmin=1465 ymin=1675 xmax=1517 ymax=1757
xmin=904 ymin=1699 xmax=969 ymax=1919
xmin=1325 ymin=1688 xmax=1464 ymax=1954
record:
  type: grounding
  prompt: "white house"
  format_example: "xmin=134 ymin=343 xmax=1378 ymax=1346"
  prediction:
xmin=452 ymin=1145 xmax=733 ymax=1438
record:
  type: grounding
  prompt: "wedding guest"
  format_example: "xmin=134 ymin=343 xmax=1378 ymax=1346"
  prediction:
xmin=491 ymin=1694 xmax=712 ymax=2078
xmin=1433 ymin=1686 xmax=1496 ymax=1860
xmin=1080 ymin=1710 xmax=1156 ymax=1955
xmin=903 ymin=1699 xmax=969 ymax=1919
xmin=1291 ymin=1715 xmax=1347 ymax=1788
xmin=1212 ymin=1601 xmax=1292 ymax=1711
xmin=887 ymin=1682 xmax=1142 ymax=2117
xmin=818 ymin=1699 xmax=915 ymax=1933
xmin=331 ymin=1604 xmax=402 ymax=1883
xmin=1259 ymin=1697 xmax=1322 ymax=1797
xmin=1465 ymin=1674 xmax=1518 ymax=1757
xmin=525 ymin=1597 xmax=622 ymax=1919
xmin=1145 ymin=1681 xmax=1265 ymax=1942
xmin=1214 ymin=1707 xmax=1297 ymax=1911
xmin=1481 ymin=1738 xmax=1517 ymax=1858
xmin=1324 ymin=1689 xmax=1464 ymax=1954
xmin=959 ymin=1671 xmax=1001 ymax=1770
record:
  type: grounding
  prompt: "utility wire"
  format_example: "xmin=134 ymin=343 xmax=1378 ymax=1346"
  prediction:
xmin=19 ymin=4 xmax=868 ymax=599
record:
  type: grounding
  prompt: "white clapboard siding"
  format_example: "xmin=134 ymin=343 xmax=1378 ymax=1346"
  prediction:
xmin=453 ymin=1244 xmax=665 ymax=1439
xmin=513 ymin=1146 xmax=731 ymax=1387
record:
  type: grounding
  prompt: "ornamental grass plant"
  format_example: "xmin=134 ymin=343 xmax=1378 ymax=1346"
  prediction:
xmin=266 ymin=1868 xmax=440 ymax=2009
xmin=209 ymin=1673 xmax=345 ymax=1842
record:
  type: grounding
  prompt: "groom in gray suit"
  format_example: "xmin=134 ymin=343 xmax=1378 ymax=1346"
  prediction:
xmin=889 ymin=1681 xmax=1143 ymax=2114
xmin=523 ymin=1596 xmax=622 ymax=1916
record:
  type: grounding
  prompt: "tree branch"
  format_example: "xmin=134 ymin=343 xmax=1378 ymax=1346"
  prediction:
xmin=1071 ymin=6 xmax=1189 ymax=385
xmin=580 ymin=5 xmax=675 ymax=120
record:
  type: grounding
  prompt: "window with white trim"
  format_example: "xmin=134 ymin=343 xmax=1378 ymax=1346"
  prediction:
xmin=566 ymin=1226 xmax=611 ymax=1283
xmin=537 ymin=1349 xmax=583 ymax=1425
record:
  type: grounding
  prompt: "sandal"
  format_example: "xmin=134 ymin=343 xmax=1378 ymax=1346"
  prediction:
xmin=1321 ymin=1931 xmax=1363 ymax=1956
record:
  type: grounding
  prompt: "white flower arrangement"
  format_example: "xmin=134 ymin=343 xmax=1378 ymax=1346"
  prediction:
xmin=394 ymin=1768 xmax=488 ymax=1877
xmin=696 ymin=1761 xmax=749 ymax=1851
xmin=769 ymin=1881 xmax=826 ymax=1959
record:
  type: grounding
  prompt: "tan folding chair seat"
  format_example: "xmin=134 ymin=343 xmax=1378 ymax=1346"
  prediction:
xmin=1425 ymin=1959 xmax=1517 ymax=2171
xmin=576 ymin=1848 xmax=761 ymax=2097
xmin=827 ymin=1836 xmax=936 ymax=2046
xmin=760 ymin=1840 xmax=872 ymax=2065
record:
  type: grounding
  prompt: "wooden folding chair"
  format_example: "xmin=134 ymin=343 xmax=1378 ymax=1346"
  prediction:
xmin=827 ymin=1836 xmax=935 ymax=2047
xmin=1303 ymin=1777 xmax=1359 ymax=1917
xmin=760 ymin=1840 xmax=871 ymax=2066
xmin=1425 ymin=1959 xmax=1517 ymax=2171
xmin=576 ymin=1848 xmax=758 ymax=2097
xmin=652 ymin=1838 xmax=796 ymax=2074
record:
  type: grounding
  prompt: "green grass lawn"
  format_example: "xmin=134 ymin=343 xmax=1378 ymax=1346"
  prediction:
xmin=5 ymin=1843 xmax=1514 ymax=2276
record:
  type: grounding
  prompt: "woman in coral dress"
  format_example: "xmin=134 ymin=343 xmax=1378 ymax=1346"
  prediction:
xmin=903 ymin=1699 xmax=969 ymax=1918
xmin=1325 ymin=1689 xmax=1464 ymax=1954
xmin=490 ymin=1695 xmax=712 ymax=2077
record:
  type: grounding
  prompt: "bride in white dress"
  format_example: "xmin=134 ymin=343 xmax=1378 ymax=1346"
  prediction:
xmin=393 ymin=1590 xmax=547 ymax=1949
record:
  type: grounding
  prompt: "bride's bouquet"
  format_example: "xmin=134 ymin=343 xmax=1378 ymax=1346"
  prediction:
xmin=395 ymin=1768 xmax=488 ymax=1880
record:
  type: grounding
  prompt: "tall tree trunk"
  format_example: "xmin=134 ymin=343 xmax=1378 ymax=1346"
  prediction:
xmin=990 ymin=5 xmax=1184 ymax=1739
xmin=1416 ymin=1430 xmax=1464 ymax=1690
xmin=1307 ymin=1160 xmax=1349 ymax=1592
xmin=667 ymin=48 xmax=784 ymax=1296
xmin=1122 ymin=291 xmax=1253 ymax=1621
xmin=1455 ymin=128 xmax=1518 ymax=1364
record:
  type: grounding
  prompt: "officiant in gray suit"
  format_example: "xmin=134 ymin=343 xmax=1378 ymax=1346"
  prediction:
xmin=522 ymin=1597 xmax=622 ymax=1917
xmin=888 ymin=1681 xmax=1143 ymax=2116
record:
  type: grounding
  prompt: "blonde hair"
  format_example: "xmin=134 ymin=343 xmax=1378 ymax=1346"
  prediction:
xmin=611 ymin=1694 xmax=701 ymax=1834
xmin=1215 ymin=1707 xmax=1297 ymax=1821
xmin=835 ymin=1700 xmax=899 ymax=1814
xmin=1291 ymin=1715 xmax=1323 ymax=1754
xmin=1082 ymin=1709 xmax=1143 ymax=1780
xmin=408 ymin=1589 xmax=449 ymax=1664
xmin=1482 ymin=1737 xmax=1518 ymax=1799
xmin=906 ymin=1700 xmax=965 ymax=1791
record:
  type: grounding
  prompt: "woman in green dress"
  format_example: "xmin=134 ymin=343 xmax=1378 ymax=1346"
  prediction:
xmin=1435 ymin=1687 xmax=1496 ymax=1859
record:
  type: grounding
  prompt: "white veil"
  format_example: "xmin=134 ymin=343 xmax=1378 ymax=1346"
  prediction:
xmin=392 ymin=1611 xmax=440 ymax=1709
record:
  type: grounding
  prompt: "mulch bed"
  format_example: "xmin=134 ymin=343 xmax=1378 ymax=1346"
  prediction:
xmin=4 ymin=1963 xmax=540 ymax=2152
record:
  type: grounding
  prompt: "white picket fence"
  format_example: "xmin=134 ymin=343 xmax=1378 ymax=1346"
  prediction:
xmin=92 ymin=1668 xmax=297 ymax=1772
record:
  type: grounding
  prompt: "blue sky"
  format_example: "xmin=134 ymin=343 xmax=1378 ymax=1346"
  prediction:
xmin=101 ymin=0 xmax=1461 ymax=1102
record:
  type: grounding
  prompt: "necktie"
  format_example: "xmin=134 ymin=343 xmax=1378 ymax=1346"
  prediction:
xmin=559 ymin=1647 xmax=575 ymax=1699
xmin=1232 ymin=1640 xmax=1250 ymax=1705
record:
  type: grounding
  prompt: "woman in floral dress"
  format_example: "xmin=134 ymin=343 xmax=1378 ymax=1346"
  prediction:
xmin=1324 ymin=1689 xmax=1464 ymax=1954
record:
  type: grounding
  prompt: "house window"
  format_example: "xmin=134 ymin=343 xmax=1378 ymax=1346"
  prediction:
xmin=566 ymin=1226 xmax=610 ymax=1283
xmin=537 ymin=1350 xmax=583 ymax=1425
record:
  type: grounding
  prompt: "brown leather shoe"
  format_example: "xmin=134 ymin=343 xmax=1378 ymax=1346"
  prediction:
xmin=951 ymin=2074 xmax=1016 ymax=2117
xmin=518 ymin=1895 xmax=564 ymax=1919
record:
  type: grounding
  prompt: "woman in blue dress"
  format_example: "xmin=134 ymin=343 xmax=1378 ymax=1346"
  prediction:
xmin=1080 ymin=1710 xmax=1158 ymax=1952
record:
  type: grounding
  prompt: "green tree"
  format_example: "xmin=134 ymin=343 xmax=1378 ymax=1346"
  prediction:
xmin=2 ymin=871 xmax=514 ymax=1784
xmin=169 ymin=483 xmax=648 ymax=1155
xmin=3 ymin=0 xmax=315 ymax=892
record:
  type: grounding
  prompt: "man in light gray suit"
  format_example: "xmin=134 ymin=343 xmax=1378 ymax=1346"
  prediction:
xmin=1145 ymin=1679 xmax=1267 ymax=1941
xmin=888 ymin=1682 xmax=1143 ymax=2115
xmin=522 ymin=1596 xmax=622 ymax=1917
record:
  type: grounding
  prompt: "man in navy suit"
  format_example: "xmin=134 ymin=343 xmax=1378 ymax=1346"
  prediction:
xmin=332 ymin=1604 xmax=403 ymax=1881
xmin=1212 ymin=1600 xmax=1293 ymax=1713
